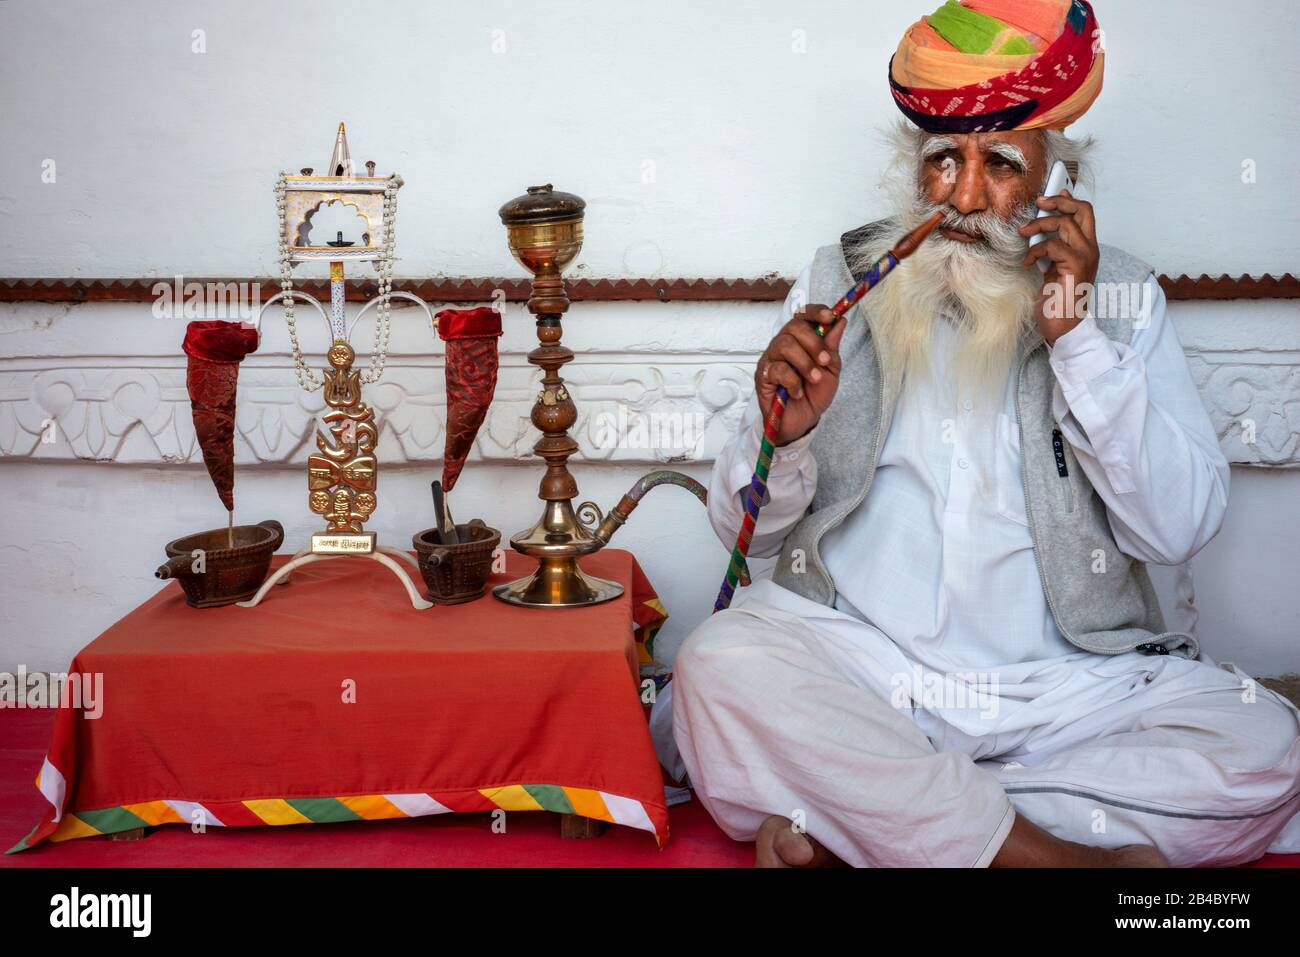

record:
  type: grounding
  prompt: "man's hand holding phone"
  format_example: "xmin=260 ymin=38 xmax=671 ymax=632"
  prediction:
xmin=755 ymin=306 xmax=846 ymax=446
xmin=1020 ymin=160 xmax=1101 ymax=346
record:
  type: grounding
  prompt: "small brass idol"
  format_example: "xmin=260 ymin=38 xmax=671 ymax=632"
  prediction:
xmin=493 ymin=185 xmax=623 ymax=608
xmin=307 ymin=338 xmax=379 ymax=553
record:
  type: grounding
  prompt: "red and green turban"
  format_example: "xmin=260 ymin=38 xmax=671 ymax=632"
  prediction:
xmin=890 ymin=0 xmax=1104 ymax=133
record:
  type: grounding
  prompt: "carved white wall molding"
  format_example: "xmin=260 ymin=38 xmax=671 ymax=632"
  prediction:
xmin=2 ymin=348 xmax=1298 ymax=468
xmin=0 ymin=356 xmax=757 ymax=468
xmin=3 ymin=296 xmax=1298 ymax=468
xmin=1187 ymin=353 xmax=1300 ymax=467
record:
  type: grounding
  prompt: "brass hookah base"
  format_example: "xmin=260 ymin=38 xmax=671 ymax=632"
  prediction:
xmin=494 ymin=467 xmax=719 ymax=607
xmin=493 ymin=499 xmax=624 ymax=608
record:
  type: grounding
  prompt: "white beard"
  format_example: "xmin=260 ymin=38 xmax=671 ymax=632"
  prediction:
xmin=846 ymin=190 xmax=1042 ymax=412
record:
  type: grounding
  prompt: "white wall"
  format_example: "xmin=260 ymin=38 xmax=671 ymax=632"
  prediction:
xmin=2 ymin=0 xmax=1297 ymax=277
xmin=1 ymin=0 xmax=1297 ymax=676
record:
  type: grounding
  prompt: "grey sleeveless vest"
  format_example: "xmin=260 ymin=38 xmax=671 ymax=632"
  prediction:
xmin=769 ymin=221 xmax=1197 ymax=659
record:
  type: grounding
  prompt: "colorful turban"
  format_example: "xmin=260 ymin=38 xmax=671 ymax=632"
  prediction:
xmin=890 ymin=0 xmax=1104 ymax=133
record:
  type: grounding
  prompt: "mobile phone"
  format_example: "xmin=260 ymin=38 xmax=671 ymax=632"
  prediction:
xmin=1030 ymin=160 xmax=1075 ymax=273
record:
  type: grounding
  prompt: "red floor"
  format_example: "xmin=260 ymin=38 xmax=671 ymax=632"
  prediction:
xmin=1 ymin=706 xmax=1293 ymax=868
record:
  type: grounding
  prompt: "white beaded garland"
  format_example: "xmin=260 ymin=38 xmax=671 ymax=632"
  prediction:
xmin=274 ymin=172 xmax=403 ymax=391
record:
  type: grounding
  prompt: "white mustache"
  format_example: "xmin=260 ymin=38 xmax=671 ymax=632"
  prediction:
xmin=912 ymin=197 xmax=1037 ymax=263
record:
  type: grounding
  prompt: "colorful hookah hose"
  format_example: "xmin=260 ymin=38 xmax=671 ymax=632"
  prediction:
xmin=713 ymin=212 xmax=943 ymax=613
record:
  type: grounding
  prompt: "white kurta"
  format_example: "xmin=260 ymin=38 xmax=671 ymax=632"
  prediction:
xmin=667 ymin=263 xmax=1300 ymax=866
xmin=716 ymin=266 xmax=1229 ymax=673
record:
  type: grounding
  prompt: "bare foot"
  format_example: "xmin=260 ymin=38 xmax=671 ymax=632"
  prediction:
xmin=754 ymin=815 xmax=846 ymax=868
xmin=993 ymin=813 xmax=1169 ymax=867
xmin=1099 ymin=844 xmax=1170 ymax=867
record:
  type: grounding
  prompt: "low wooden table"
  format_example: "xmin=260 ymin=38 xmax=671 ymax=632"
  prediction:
xmin=11 ymin=549 xmax=670 ymax=854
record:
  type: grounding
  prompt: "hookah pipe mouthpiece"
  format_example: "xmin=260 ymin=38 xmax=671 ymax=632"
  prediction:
xmin=812 ymin=211 xmax=943 ymax=334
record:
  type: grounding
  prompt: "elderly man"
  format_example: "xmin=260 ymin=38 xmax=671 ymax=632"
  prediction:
xmin=670 ymin=0 xmax=1300 ymax=867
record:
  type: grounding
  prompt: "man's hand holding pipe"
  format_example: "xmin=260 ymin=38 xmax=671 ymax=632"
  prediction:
xmin=755 ymin=305 xmax=846 ymax=446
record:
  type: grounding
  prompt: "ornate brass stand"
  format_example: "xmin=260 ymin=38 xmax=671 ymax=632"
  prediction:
xmin=238 ymin=125 xmax=432 ymax=610
xmin=492 ymin=185 xmax=623 ymax=608
xmin=237 ymin=270 xmax=433 ymax=611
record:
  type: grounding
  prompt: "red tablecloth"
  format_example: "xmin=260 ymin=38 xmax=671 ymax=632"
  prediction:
xmin=10 ymin=549 xmax=671 ymax=853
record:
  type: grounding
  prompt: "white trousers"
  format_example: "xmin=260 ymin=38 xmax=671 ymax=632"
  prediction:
xmin=670 ymin=585 xmax=1300 ymax=867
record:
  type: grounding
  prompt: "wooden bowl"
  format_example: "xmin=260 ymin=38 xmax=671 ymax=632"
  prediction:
xmin=412 ymin=519 xmax=501 ymax=604
xmin=156 ymin=520 xmax=284 ymax=608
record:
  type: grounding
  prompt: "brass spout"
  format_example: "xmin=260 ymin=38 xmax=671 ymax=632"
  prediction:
xmin=588 ymin=469 xmax=703 ymax=544
xmin=588 ymin=470 xmax=752 ymax=586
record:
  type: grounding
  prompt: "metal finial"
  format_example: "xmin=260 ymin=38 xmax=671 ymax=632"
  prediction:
xmin=328 ymin=122 xmax=353 ymax=177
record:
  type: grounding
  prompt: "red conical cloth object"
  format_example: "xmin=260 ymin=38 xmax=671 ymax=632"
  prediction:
xmin=182 ymin=320 xmax=260 ymax=511
xmin=435 ymin=307 xmax=503 ymax=492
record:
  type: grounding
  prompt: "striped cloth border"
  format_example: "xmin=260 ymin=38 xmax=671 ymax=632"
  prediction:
xmin=8 ymin=777 xmax=665 ymax=853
